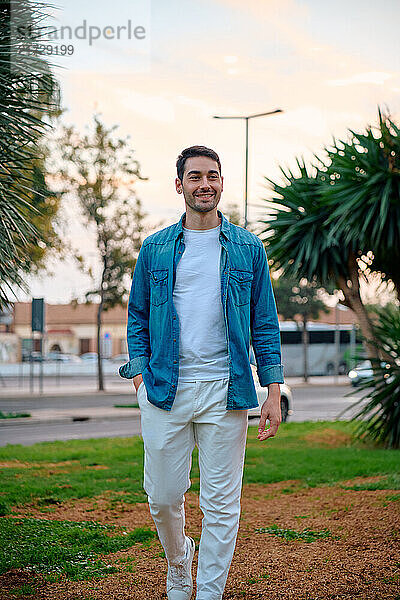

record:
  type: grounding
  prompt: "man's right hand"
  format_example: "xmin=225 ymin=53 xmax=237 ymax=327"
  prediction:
xmin=133 ymin=374 xmax=143 ymax=393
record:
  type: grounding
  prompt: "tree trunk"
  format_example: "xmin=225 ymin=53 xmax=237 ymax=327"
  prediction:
xmin=302 ymin=317 xmax=308 ymax=382
xmin=97 ymin=296 xmax=104 ymax=392
xmin=337 ymin=252 xmax=379 ymax=362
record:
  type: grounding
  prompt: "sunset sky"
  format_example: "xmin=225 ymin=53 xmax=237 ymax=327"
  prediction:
xmin=22 ymin=0 xmax=400 ymax=303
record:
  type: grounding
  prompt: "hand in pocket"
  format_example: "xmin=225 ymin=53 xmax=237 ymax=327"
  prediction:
xmin=133 ymin=374 xmax=143 ymax=393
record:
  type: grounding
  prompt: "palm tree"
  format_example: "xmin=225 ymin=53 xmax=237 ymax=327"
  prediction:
xmin=0 ymin=0 xmax=60 ymax=308
xmin=259 ymin=111 xmax=400 ymax=448
xmin=258 ymin=158 xmax=379 ymax=360
xmin=323 ymin=108 xmax=400 ymax=299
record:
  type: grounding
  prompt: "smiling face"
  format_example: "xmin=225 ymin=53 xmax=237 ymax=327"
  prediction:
xmin=175 ymin=155 xmax=224 ymax=214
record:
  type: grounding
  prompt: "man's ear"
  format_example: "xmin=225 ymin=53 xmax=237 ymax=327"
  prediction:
xmin=175 ymin=177 xmax=183 ymax=194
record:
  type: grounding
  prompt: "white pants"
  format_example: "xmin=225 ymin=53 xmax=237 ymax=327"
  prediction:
xmin=137 ymin=378 xmax=248 ymax=600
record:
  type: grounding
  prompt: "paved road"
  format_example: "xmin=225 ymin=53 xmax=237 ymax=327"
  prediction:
xmin=0 ymin=392 xmax=137 ymax=411
xmin=286 ymin=384 xmax=364 ymax=421
xmin=0 ymin=374 xmax=351 ymax=398
xmin=0 ymin=417 xmax=142 ymax=446
xmin=0 ymin=384 xmax=366 ymax=447
xmin=0 ymin=384 xmax=361 ymax=413
xmin=0 ymin=374 xmax=129 ymax=397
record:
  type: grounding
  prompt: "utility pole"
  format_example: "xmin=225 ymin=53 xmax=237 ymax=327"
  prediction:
xmin=213 ymin=109 xmax=283 ymax=229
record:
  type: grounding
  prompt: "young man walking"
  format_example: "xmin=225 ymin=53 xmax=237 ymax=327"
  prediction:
xmin=119 ymin=146 xmax=283 ymax=600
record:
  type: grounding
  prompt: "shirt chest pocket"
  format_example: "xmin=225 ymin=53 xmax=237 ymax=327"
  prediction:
xmin=149 ymin=270 xmax=168 ymax=306
xmin=229 ymin=270 xmax=253 ymax=306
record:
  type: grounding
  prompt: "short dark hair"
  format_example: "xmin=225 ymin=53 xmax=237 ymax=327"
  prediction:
xmin=176 ymin=146 xmax=221 ymax=181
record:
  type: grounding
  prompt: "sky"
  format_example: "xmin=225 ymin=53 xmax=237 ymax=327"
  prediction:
xmin=21 ymin=0 xmax=400 ymax=303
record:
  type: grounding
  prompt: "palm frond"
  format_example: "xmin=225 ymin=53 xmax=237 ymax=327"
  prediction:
xmin=344 ymin=304 xmax=400 ymax=449
xmin=0 ymin=0 xmax=60 ymax=308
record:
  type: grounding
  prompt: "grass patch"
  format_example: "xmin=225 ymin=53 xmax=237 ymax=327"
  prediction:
xmin=10 ymin=583 xmax=36 ymax=596
xmin=340 ymin=473 xmax=400 ymax=490
xmin=0 ymin=517 xmax=155 ymax=580
xmin=385 ymin=493 xmax=400 ymax=502
xmin=0 ymin=422 xmax=398 ymax=511
xmin=255 ymin=524 xmax=337 ymax=543
xmin=243 ymin=421 xmax=400 ymax=489
xmin=0 ymin=410 xmax=30 ymax=419
xmin=0 ymin=501 xmax=10 ymax=516
xmin=0 ymin=436 xmax=146 ymax=509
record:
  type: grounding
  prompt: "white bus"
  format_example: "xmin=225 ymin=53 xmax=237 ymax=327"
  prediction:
xmin=279 ymin=321 xmax=359 ymax=377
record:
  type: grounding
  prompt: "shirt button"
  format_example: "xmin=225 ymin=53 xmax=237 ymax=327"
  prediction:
xmin=173 ymin=316 xmax=176 ymax=320
xmin=172 ymin=384 xmax=175 ymax=388
xmin=173 ymin=338 xmax=176 ymax=342
xmin=173 ymin=360 xmax=177 ymax=364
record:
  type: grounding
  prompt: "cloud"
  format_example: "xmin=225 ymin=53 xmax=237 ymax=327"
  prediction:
xmin=327 ymin=72 xmax=394 ymax=86
xmin=118 ymin=89 xmax=175 ymax=122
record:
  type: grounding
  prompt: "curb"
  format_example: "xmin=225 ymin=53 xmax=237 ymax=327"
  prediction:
xmin=0 ymin=390 xmax=135 ymax=400
xmin=289 ymin=382 xmax=351 ymax=389
xmin=0 ymin=380 xmax=350 ymax=399
xmin=0 ymin=410 xmax=141 ymax=427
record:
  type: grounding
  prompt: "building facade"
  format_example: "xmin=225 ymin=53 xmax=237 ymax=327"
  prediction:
xmin=4 ymin=302 xmax=129 ymax=362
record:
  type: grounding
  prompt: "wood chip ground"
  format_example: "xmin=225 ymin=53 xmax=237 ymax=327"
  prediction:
xmin=1 ymin=477 xmax=399 ymax=599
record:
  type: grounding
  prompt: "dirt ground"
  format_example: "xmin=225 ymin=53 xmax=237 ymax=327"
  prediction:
xmin=1 ymin=477 xmax=399 ymax=600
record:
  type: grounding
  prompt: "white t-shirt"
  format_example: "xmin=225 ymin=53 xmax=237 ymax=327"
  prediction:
xmin=173 ymin=224 xmax=229 ymax=381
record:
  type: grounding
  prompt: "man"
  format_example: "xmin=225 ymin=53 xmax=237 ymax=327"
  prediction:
xmin=119 ymin=145 xmax=283 ymax=600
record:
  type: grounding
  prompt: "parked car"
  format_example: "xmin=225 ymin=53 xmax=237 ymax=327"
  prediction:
xmin=80 ymin=352 xmax=99 ymax=362
xmin=80 ymin=352 xmax=113 ymax=362
xmin=247 ymin=364 xmax=293 ymax=422
xmin=46 ymin=352 xmax=82 ymax=363
xmin=348 ymin=360 xmax=373 ymax=386
xmin=22 ymin=351 xmax=45 ymax=362
xmin=348 ymin=360 xmax=394 ymax=387
xmin=110 ymin=353 xmax=129 ymax=364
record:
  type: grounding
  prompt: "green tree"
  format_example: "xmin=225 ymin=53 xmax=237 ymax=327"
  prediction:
xmin=323 ymin=109 xmax=400 ymax=298
xmin=56 ymin=115 xmax=148 ymax=390
xmin=273 ymin=275 xmax=331 ymax=381
xmin=344 ymin=304 xmax=400 ymax=449
xmin=260 ymin=108 xmax=400 ymax=447
xmin=17 ymin=150 xmax=63 ymax=269
xmin=260 ymin=146 xmax=386 ymax=361
xmin=0 ymin=0 xmax=61 ymax=307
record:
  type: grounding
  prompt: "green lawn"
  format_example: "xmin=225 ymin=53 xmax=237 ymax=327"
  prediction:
xmin=0 ymin=421 xmax=398 ymax=514
xmin=243 ymin=420 xmax=400 ymax=490
xmin=0 ymin=410 xmax=31 ymax=419
xmin=0 ymin=420 xmax=399 ymax=584
xmin=0 ymin=518 xmax=155 ymax=580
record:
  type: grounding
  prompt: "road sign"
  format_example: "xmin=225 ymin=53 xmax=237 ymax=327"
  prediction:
xmin=32 ymin=298 xmax=45 ymax=332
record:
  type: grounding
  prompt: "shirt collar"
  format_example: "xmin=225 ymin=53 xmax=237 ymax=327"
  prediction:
xmin=174 ymin=210 xmax=231 ymax=241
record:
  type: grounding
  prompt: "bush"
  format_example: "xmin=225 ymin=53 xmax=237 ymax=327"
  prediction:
xmin=347 ymin=304 xmax=400 ymax=449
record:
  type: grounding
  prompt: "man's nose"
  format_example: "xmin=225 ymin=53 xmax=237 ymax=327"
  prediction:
xmin=199 ymin=177 xmax=211 ymax=188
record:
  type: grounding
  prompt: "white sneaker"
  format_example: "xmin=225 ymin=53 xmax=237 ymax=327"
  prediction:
xmin=166 ymin=536 xmax=195 ymax=600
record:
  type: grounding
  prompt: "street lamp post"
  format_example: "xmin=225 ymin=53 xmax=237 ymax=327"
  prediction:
xmin=213 ymin=109 xmax=283 ymax=229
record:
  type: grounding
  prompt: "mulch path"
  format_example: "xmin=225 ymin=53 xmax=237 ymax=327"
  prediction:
xmin=1 ymin=478 xmax=399 ymax=599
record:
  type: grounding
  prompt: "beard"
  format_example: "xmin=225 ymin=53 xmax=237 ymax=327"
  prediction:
xmin=183 ymin=190 xmax=221 ymax=213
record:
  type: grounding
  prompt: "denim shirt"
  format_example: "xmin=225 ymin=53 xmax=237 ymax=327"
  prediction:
xmin=119 ymin=210 xmax=284 ymax=411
